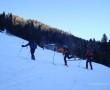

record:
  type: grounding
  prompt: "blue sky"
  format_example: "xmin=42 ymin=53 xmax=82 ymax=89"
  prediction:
xmin=0 ymin=0 xmax=110 ymax=40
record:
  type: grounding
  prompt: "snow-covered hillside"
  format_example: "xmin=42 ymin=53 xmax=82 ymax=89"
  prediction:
xmin=0 ymin=32 xmax=110 ymax=90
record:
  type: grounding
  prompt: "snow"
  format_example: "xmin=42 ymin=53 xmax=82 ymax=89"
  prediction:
xmin=0 ymin=32 xmax=110 ymax=90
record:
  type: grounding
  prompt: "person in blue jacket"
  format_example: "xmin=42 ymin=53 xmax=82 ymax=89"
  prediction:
xmin=22 ymin=40 xmax=37 ymax=60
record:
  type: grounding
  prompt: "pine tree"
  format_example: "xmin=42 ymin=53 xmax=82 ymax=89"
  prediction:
xmin=101 ymin=33 xmax=108 ymax=43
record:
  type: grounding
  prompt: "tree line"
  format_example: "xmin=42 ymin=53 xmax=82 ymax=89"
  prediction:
xmin=0 ymin=12 xmax=110 ymax=67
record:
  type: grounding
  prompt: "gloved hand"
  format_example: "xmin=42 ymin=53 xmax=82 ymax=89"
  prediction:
xmin=21 ymin=45 xmax=25 ymax=47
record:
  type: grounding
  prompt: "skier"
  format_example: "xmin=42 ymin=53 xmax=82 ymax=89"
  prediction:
xmin=63 ymin=48 xmax=73 ymax=66
xmin=21 ymin=40 xmax=37 ymax=60
xmin=85 ymin=49 xmax=93 ymax=70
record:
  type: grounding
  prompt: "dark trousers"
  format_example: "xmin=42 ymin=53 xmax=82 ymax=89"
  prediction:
xmin=86 ymin=59 xmax=93 ymax=70
xmin=30 ymin=48 xmax=35 ymax=60
xmin=64 ymin=55 xmax=67 ymax=66
xmin=64 ymin=55 xmax=73 ymax=66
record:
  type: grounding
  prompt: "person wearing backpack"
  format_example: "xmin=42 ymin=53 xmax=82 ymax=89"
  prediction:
xmin=22 ymin=40 xmax=37 ymax=60
xmin=85 ymin=49 xmax=93 ymax=70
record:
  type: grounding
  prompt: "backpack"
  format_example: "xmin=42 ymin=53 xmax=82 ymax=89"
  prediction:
xmin=86 ymin=50 xmax=93 ymax=58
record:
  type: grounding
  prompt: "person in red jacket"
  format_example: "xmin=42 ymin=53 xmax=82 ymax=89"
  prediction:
xmin=85 ymin=49 xmax=93 ymax=70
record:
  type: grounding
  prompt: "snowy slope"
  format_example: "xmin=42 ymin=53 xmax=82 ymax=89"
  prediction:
xmin=0 ymin=32 xmax=110 ymax=90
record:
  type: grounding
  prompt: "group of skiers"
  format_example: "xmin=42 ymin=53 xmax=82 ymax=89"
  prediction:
xmin=22 ymin=39 xmax=93 ymax=70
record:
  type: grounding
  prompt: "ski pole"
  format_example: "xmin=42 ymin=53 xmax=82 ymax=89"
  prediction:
xmin=18 ymin=46 xmax=23 ymax=57
xmin=52 ymin=48 xmax=55 ymax=64
xmin=78 ymin=59 xmax=81 ymax=67
xmin=18 ymin=41 xmax=24 ymax=56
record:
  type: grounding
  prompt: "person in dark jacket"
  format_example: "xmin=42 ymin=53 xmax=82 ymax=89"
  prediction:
xmin=85 ymin=49 xmax=93 ymax=70
xmin=63 ymin=48 xmax=73 ymax=66
xmin=22 ymin=40 xmax=37 ymax=60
